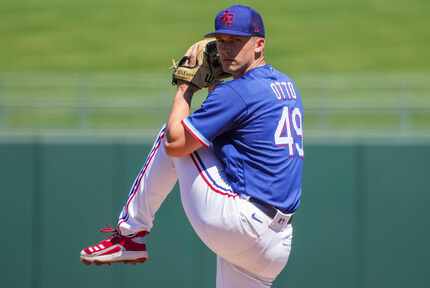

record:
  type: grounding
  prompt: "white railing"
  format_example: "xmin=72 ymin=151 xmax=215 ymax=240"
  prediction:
xmin=1 ymin=73 xmax=429 ymax=140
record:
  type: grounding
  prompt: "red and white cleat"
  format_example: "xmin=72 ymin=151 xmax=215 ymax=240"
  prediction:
xmin=80 ymin=227 xmax=148 ymax=265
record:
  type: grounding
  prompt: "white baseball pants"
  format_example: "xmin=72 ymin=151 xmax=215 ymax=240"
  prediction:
xmin=118 ymin=126 xmax=293 ymax=287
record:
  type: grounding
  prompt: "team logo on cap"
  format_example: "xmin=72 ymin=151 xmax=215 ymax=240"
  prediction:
xmin=221 ymin=10 xmax=234 ymax=27
xmin=252 ymin=22 xmax=261 ymax=33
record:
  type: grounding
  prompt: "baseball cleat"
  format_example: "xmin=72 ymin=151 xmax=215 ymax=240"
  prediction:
xmin=80 ymin=227 xmax=148 ymax=265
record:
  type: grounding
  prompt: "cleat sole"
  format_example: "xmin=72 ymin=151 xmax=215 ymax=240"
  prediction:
xmin=80 ymin=257 xmax=148 ymax=266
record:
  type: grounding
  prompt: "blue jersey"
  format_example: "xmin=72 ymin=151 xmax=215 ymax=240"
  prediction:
xmin=183 ymin=65 xmax=303 ymax=213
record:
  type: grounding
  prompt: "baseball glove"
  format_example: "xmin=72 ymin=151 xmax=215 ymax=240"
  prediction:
xmin=171 ymin=38 xmax=230 ymax=89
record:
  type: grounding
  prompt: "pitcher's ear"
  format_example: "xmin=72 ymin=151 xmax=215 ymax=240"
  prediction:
xmin=254 ymin=37 xmax=265 ymax=53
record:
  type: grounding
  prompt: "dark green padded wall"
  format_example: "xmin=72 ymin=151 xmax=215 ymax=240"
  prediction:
xmin=1 ymin=141 xmax=428 ymax=288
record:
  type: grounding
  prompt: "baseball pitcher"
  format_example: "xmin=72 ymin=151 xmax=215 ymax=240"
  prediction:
xmin=80 ymin=5 xmax=304 ymax=288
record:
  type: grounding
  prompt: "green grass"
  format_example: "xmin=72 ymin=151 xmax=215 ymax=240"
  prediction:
xmin=1 ymin=1 xmax=429 ymax=137
xmin=1 ymin=0 xmax=429 ymax=73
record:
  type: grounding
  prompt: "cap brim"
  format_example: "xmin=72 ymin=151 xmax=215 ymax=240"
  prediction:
xmin=205 ymin=29 xmax=253 ymax=38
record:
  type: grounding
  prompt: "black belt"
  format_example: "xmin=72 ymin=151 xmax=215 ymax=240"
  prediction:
xmin=249 ymin=197 xmax=293 ymax=224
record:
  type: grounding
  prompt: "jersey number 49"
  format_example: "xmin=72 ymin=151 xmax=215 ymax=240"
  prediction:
xmin=274 ymin=106 xmax=304 ymax=157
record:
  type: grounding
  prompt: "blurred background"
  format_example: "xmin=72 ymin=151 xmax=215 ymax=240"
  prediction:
xmin=1 ymin=0 xmax=429 ymax=287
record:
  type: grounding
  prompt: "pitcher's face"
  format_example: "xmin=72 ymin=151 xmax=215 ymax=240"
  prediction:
xmin=216 ymin=35 xmax=264 ymax=78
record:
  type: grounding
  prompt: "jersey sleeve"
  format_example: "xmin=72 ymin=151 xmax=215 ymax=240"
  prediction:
xmin=182 ymin=84 xmax=247 ymax=147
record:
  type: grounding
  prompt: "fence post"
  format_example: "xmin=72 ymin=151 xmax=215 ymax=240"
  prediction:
xmin=318 ymin=87 xmax=329 ymax=130
xmin=399 ymin=80 xmax=410 ymax=132
xmin=0 ymin=78 xmax=8 ymax=130
xmin=78 ymin=76 xmax=89 ymax=129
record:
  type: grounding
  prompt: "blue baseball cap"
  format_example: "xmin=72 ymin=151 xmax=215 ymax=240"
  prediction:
xmin=205 ymin=5 xmax=265 ymax=38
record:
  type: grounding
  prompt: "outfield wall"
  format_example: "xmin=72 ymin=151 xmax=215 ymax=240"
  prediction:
xmin=1 ymin=140 xmax=429 ymax=288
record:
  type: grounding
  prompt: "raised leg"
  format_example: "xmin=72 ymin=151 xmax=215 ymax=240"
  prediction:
xmin=117 ymin=126 xmax=178 ymax=234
